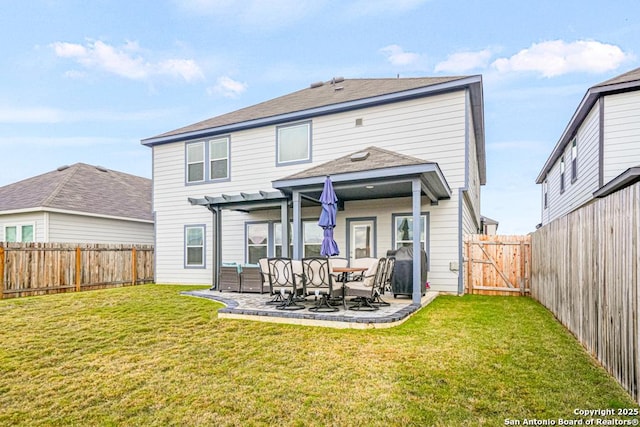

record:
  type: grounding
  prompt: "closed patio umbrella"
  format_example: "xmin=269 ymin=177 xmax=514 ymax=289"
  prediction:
xmin=319 ymin=176 xmax=340 ymax=257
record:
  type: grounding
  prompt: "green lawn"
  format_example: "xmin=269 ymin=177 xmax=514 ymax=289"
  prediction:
xmin=0 ymin=285 xmax=635 ymax=426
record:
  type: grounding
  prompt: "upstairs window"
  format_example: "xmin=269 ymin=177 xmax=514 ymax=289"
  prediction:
xmin=186 ymin=142 xmax=205 ymax=183
xmin=209 ymin=137 xmax=230 ymax=180
xmin=543 ymin=180 xmax=548 ymax=209
xmin=276 ymin=121 xmax=311 ymax=166
xmin=571 ymin=139 xmax=578 ymax=183
xmin=560 ymin=157 xmax=566 ymax=193
xmin=186 ymin=137 xmax=230 ymax=184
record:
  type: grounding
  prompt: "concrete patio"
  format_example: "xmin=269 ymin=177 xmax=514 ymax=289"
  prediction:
xmin=182 ymin=289 xmax=439 ymax=329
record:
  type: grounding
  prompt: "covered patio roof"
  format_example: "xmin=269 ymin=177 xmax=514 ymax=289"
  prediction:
xmin=272 ymin=146 xmax=451 ymax=203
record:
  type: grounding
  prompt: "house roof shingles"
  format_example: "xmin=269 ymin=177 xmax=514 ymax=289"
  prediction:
xmin=0 ymin=163 xmax=152 ymax=222
xmin=282 ymin=146 xmax=434 ymax=180
xmin=148 ymin=76 xmax=468 ymax=140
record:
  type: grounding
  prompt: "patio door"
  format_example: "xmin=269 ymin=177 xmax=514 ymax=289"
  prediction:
xmin=348 ymin=219 xmax=376 ymax=264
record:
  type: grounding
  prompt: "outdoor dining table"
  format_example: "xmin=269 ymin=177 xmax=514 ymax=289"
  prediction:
xmin=331 ymin=266 xmax=368 ymax=307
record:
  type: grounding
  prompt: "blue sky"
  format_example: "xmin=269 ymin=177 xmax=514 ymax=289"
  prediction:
xmin=1 ymin=0 xmax=638 ymax=234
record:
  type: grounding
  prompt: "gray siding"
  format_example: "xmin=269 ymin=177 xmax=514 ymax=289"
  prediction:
xmin=542 ymin=102 xmax=601 ymax=225
xmin=603 ymin=91 xmax=640 ymax=183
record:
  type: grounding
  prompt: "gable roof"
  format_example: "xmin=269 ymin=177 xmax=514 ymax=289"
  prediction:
xmin=0 ymin=163 xmax=153 ymax=222
xmin=536 ymin=67 xmax=640 ymax=183
xmin=142 ymin=75 xmax=482 ymax=144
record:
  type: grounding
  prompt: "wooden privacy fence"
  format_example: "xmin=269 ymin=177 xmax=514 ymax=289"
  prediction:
xmin=531 ymin=182 xmax=640 ymax=403
xmin=464 ymin=234 xmax=531 ymax=296
xmin=0 ymin=242 xmax=154 ymax=299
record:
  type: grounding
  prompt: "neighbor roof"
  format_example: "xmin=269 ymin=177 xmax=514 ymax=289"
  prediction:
xmin=536 ymin=67 xmax=640 ymax=183
xmin=142 ymin=76 xmax=475 ymax=144
xmin=0 ymin=163 xmax=152 ymax=222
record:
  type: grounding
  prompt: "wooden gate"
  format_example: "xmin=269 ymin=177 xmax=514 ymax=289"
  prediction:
xmin=464 ymin=234 xmax=531 ymax=296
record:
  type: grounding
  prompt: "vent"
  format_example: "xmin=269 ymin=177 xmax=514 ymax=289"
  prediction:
xmin=310 ymin=81 xmax=324 ymax=89
xmin=350 ymin=151 xmax=370 ymax=162
xmin=95 ymin=165 xmax=109 ymax=172
xmin=57 ymin=165 xmax=70 ymax=172
xmin=331 ymin=76 xmax=344 ymax=84
xmin=355 ymin=118 xmax=363 ymax=127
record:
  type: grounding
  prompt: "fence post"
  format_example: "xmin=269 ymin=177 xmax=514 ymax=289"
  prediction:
xmin=131 ymin=247 xmax=137 ymax=286
xmin=0 ymin=246 xmax=4 ymax=299
xmin=519 ymin=241 xmax=525 ymax=295
xmin=75 ymin=247 xmax=81 ymax=292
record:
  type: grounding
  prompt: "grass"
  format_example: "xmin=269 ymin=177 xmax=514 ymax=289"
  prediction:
xmin=0 ymin=285 xmax=636 ymax=426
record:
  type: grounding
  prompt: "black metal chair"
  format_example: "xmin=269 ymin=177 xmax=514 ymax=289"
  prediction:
xmin=266 ymin=258 xmax=304 ymax=310
xmin=302 ymin=257 xmax=340 ymax=312
xmin=371 ymin=257 xmax=393 ymax=307
xmin=344 ymin=257 xmax=385 ymax=311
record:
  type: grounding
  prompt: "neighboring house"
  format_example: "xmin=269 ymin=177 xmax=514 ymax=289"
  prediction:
xmin=537 ymin=67 xmax=640 ymax=225
xmin=0 ymin=163 xmax=153 ymax=245
xmin=142 ymin=76 xmax=485 ymax=297
xmin=480 ymin=216 xmax=499 ymax=235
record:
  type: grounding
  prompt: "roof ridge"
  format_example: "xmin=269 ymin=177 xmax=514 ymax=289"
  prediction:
xmin=41 ymin=163 xmax=82 ymax=207
xmin=362 ymin=145 xmax=431 ymax=163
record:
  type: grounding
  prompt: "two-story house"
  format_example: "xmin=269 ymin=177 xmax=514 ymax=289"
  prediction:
xmin=537 ymin=67 xmax=640 ymax=225
xmin=142 ymin=76 xmax=485 ymax=299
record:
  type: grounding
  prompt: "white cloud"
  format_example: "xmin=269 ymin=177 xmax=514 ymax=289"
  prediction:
xmin=380 ymin=44 xmax=421 ymax=67
xmin=207 ymin=76 xmax=248 ymax=98
xmin=435 ymin=49 xmax=494 ymax=73
xmin=492 ymin=40 xmax=633 ymax=77
xmin=51 ymin=40 xmax=204 ymax=82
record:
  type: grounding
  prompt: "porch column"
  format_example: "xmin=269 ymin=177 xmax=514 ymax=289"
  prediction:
xmin=280 ymin=199 xmax=289 ymax=257
xmin=292 ymin=190 xmax=302 ymax=259
xmin=412 ymin=178 xmax=422 ymax=305
xmin=210 ymin=206 xmax=222 ymax=290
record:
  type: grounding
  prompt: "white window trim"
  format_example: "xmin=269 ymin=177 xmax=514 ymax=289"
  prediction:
xmin=186 ymin=141 xmax=205 ymax=184
xmin=208 ymin=137 xmax=230 ymax=181
xmin=571 ymin=139 xmax=578 ymax=183
xmin=186 ymin=136 xmax=231 ymax=185
xmin=4 ymin=222 xmax=36 ymax=243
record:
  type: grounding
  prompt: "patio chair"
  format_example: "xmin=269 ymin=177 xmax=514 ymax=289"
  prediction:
xmin=258 ymin=258 xmax=272 ymax=294
xmin=350 ymin=257 xmax=378 ymax=280
xmin=343 ymin=257 xmax=384 ymax=311
xmin=370 ymin=257 xmax=393 ymax=307
xmin=301 ymin=257 xmax=341 ymax=312
xmin=266 ymin=258 xmax=304 ymax=310
xmin=218 ymin=264 xmax=241 ymax=292
xmin=239 ymin=264 xmax=265 ymax=293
